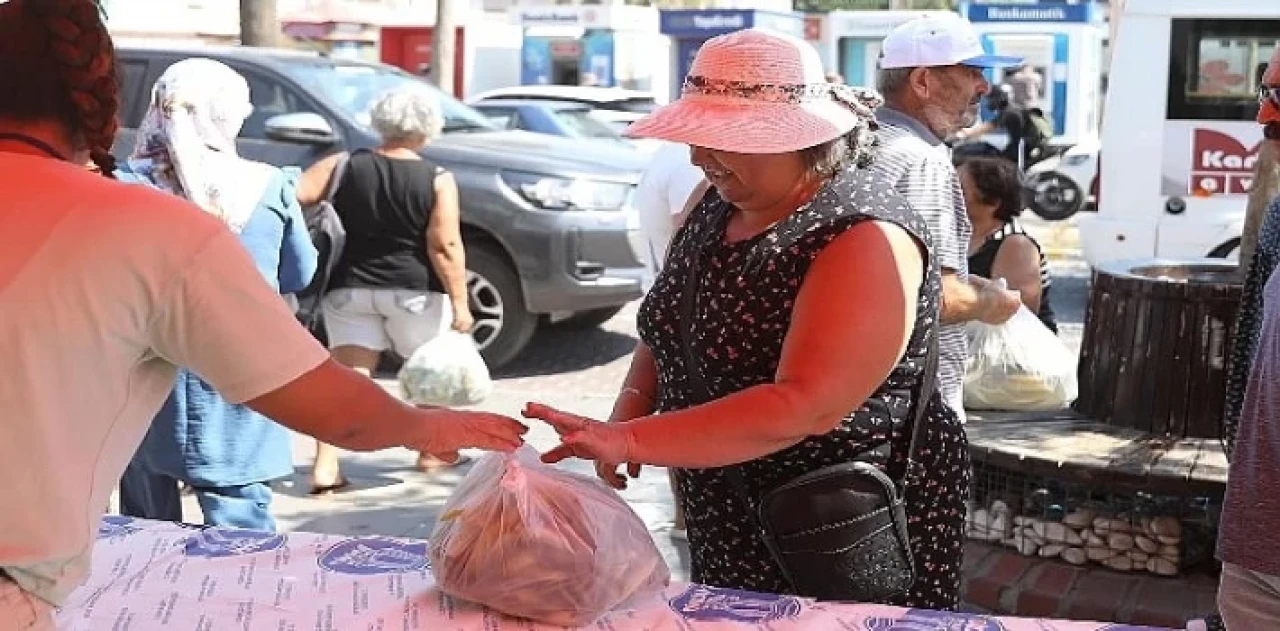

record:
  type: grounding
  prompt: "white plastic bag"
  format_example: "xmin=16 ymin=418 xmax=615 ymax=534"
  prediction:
xmin=963 ymin=305 xmax=1078 ymax=411
xmin=428 ymin=446 xmax=670 ymax=627
xmin=398 ymin=331 xmax=492 ymax=406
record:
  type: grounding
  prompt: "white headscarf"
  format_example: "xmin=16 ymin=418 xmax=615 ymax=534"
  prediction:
xmin=127 ymin=58 xmax=276 ymax=233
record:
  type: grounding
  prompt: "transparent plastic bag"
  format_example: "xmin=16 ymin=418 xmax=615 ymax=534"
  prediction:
xmin=428 ymin=446 xmax=670 ymax=627
xmin=398 ymin=331 xmax=493 ymax=406
xmin=963 ymin=305 xmax=1078 ymax=411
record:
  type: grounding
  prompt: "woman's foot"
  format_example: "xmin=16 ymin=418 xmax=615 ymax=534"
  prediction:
xmin=309 ymin=472 xmax=350 ymax=496
xmin=415 ymin=453 xmax=473 ymax=472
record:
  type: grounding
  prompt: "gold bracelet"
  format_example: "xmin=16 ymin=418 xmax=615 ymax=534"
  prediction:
xmin=620 ymin=386 xmax=654 ymax=402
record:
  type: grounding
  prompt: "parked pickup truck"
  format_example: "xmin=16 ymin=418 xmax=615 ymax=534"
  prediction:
xmin=112 ymin=41 xmax=649 ymax=367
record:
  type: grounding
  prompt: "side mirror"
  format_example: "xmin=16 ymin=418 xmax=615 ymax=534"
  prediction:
xmin=264 ymin=112 xmax=339 ymax=146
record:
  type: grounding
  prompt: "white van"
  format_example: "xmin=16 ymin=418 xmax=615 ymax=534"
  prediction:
xmin=1079 ymin=0 xmax=1279 ymax=266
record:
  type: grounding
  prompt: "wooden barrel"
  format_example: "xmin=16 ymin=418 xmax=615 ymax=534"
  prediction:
xmin=1074 ymin=259 xmax=1242 ymax=438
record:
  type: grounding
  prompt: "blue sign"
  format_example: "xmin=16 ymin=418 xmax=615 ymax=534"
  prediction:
xmin=668 ymin=585 xmax=803 ymax=623
xmin=318 ymin=537 xmax=429 ymax=576
xmin=659 ymin=9 xmax=804 ymax=39
xmin=966 ymin=2 xmax=1097 ymax=23
xmin=582 ymin=31 xmax=616 ymax=87
xmin=183 ymin=528 xmax=287 ymax=558
xmin=521 ymin=37 xmax=553 ymax=85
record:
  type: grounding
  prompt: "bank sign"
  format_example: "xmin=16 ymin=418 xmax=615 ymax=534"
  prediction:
xmin=659 ymin=10 xmax=805 ymax=39
xmin=965 ymin=2 xmax=1098 ymax=23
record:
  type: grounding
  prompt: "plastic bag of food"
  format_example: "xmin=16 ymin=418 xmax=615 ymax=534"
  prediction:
xmin=398 ymin=331 xmax=492 ymax=406
xmin=964 ymin=305 xmax=1078 ymax=411
xmin=428 ymin=446 xmax=670 ymax=626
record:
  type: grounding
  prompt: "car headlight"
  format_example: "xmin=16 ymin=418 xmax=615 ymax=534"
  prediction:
xmin=502 ymin=171 xmax=632 ymax=211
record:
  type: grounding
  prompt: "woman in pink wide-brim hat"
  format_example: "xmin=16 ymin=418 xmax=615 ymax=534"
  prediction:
xmin=523 ymin=29 xmax=969 ymax=610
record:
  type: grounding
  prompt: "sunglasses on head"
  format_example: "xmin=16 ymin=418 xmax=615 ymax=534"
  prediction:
xmin=1260 ymin=85 xmax=1280 ymax=107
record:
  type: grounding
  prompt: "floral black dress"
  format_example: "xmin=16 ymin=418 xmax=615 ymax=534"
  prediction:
xmin=636 ymin=166 xmax=971 ymax=610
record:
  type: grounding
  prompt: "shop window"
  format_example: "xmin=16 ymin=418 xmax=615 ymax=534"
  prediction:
xmin=1167 ymin=18 xmax=1280 ymax=121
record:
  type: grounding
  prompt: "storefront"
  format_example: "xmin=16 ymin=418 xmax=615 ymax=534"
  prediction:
xmin=510 ymin=5 xmax=666 ymax=93
xmin=818 ymin=10 xmax=935 ymax=88
xmin=281 ymin=0 xmax=389 ymax=61
xmin=657 ymin=9 xmax=806 ymax=102
xmin=961 ymin=0 xmax=1108 ymax=144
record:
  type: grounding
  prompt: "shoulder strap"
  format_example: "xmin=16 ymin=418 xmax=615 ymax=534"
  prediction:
xmin=676 ymin=214 xmax=940 ymax=494
xmin=324 ymin=152 xmax=349 ymax=203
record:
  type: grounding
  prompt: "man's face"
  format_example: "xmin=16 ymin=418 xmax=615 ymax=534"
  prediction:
xmin=1260 ymin=49 xmax=1280 ymax=140
xmin=919 ymin=65 xmax=991 ymax=138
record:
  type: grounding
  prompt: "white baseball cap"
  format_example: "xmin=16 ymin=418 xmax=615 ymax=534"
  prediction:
xmin=879 ymin=13 xmax=1022 ymax=70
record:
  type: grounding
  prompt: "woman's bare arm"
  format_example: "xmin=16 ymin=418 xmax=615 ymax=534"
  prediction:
xmin=426 ymin=171 xmax=471 ymax=328
xmin=989 ymin=233 xmax=1043 ymax=313
xmin=295 ymin=153 xmax=344 ymax=207
xmin=612 ymin=220 xmax=924 ymax=468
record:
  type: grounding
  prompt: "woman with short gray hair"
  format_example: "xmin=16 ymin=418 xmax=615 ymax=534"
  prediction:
xmin=297 ymin=87 xmax=474 ymax=493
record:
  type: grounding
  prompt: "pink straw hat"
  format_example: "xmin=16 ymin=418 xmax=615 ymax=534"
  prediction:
xmin=625 ymin=28 xmax=882 ymax=154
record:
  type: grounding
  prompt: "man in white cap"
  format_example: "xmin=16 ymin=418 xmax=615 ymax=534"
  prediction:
xmin=871 ymin=12 xmax=1024 ymax=421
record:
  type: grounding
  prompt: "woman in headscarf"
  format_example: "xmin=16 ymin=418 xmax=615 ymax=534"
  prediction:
xmin=0 ymin=2 xmax=525 ymax=625
xmin=114 ymin=58 xmax=320 ymax=531
xmin=523 ymin=29 xmax=969 ymax=609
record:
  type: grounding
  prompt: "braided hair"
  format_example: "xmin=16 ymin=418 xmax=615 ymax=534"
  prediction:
xmin=0 ymin=0 xmax=119 ymax=177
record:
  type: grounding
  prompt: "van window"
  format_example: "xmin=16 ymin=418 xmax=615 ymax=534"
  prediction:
xmin=1167 ymin=18 xmax=1280 ymax=121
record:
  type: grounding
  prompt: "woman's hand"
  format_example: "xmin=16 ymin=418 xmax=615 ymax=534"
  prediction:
xmin=450 ymin=302 xmax=475 ymax=333
xmin=416 ymin=408 xmax=528 ymax=461
xmin=522 ymin=403 xmax=638 ymax=489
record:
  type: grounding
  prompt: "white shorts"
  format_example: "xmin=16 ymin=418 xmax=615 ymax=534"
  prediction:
xmin=322 ymin=287 xmax=452 ymax=357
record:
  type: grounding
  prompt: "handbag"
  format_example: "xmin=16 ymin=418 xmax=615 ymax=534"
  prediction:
xmin=674 ymin=223 xmax=939 ymax=603
xmin=295 ymin=152 xmax=349 ymax=343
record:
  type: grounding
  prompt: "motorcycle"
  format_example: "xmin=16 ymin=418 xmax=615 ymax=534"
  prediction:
xmin=950 ymin=138 xmax=1098 ymax=222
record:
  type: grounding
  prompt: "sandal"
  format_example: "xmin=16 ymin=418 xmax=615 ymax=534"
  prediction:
xmin=308 ymin=477 xmax=351 ymax=496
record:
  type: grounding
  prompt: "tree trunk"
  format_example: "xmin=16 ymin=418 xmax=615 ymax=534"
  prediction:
xmin=239 ymin=0 xmax=278 ymax=48
xmin=1240 ymin=142 xmax=1280 ymax=278
xmin=432 ymin=0 xmax=457 ymax=97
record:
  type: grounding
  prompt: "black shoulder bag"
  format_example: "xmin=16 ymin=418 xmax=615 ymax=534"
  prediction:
xmin=676 ymin=226 xmax=939 ymax=604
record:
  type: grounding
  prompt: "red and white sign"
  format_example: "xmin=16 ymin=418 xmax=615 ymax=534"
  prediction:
xmin=1190 ymin=128 xmax=1261 ymax=195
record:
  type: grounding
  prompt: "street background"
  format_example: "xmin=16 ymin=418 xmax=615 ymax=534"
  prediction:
xmin=111 ymin=214 xmax=1087 ymax=583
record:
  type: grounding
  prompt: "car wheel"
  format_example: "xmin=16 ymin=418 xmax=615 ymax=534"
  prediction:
xmin=1027 ymin=172 xmax=1084 ymax=222
xmin=467 ymin=244 xmax=537 ymax=369
xmin=552 ymin=305 xmax=626 ymax=330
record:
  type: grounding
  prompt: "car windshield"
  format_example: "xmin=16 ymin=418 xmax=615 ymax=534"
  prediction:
xmin=553 ymin=108 xmax=625 ymax=140
xmin=282 ymin=62 xmax=495 ymax=133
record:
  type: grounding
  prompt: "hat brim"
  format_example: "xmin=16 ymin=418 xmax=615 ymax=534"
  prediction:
xmin=622 ymin=97 xmax=860 ymax=154
xmin=960 ymin=54 xmax=1024 ymax=68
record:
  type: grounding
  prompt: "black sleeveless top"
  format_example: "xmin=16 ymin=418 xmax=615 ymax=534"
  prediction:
xmin=329 ymin=150 xmax=443 ymax=292
xmin=636 ymin=166 xmax=971 ymax=609
xmin=968 ymin=220 xmax=1057 ymax=333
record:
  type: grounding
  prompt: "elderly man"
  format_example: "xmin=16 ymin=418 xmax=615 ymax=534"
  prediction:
xmin=1218 ymin=48 xmax=1280 ymax=628
xmin=871 ymin=13 xmax=1023 ymax=420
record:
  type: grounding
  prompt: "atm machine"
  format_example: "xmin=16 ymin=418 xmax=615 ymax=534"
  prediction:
xmin=962 ymin=1 xmax=1107 ymax=145
xmin=819 ymin=11 xmax=932 ymax=89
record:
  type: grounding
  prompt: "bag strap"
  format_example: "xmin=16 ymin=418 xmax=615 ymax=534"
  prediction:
xmin=324 ymin=152 xmax=349 ymax=203
xmin=675 ymin=216 xmax=940 ymax=502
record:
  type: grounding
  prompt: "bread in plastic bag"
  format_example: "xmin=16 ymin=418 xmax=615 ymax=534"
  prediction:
xmin=428 ymin=446 xmax=670 ymax=627
xmin=963 ymin=305 xmax=1078 ymax=411
xmin=398 ymin=331 xmax=493 ymax=406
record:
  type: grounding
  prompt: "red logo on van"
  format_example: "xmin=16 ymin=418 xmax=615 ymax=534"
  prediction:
xmin=1191 ymin=129 xmax=1261 ymax=195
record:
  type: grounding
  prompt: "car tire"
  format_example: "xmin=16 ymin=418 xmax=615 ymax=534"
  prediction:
xmin=467 ymin=244 xmax=537 ymax=369
xmin=552 ymin=305 xmax=626 ymax=330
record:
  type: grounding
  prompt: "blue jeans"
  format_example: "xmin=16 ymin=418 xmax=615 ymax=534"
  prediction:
xmin=118 ymin=463 xmax=277 ymax=532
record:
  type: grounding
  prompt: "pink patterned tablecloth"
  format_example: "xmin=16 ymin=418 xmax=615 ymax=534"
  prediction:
xmin=55 ymin=517 xmax=1176 ymax=630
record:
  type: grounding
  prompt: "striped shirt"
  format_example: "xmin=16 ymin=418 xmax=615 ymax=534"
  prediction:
xmin=870 ymin=107 xmax=972 ymax=420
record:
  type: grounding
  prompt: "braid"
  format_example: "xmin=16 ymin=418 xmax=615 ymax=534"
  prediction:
xmin=3 ymin=0 xmax=119 ymax=177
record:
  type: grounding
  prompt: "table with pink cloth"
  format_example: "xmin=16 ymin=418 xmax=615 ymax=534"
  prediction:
xmin=56 ymin=517 xmax=1174 ymax=630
